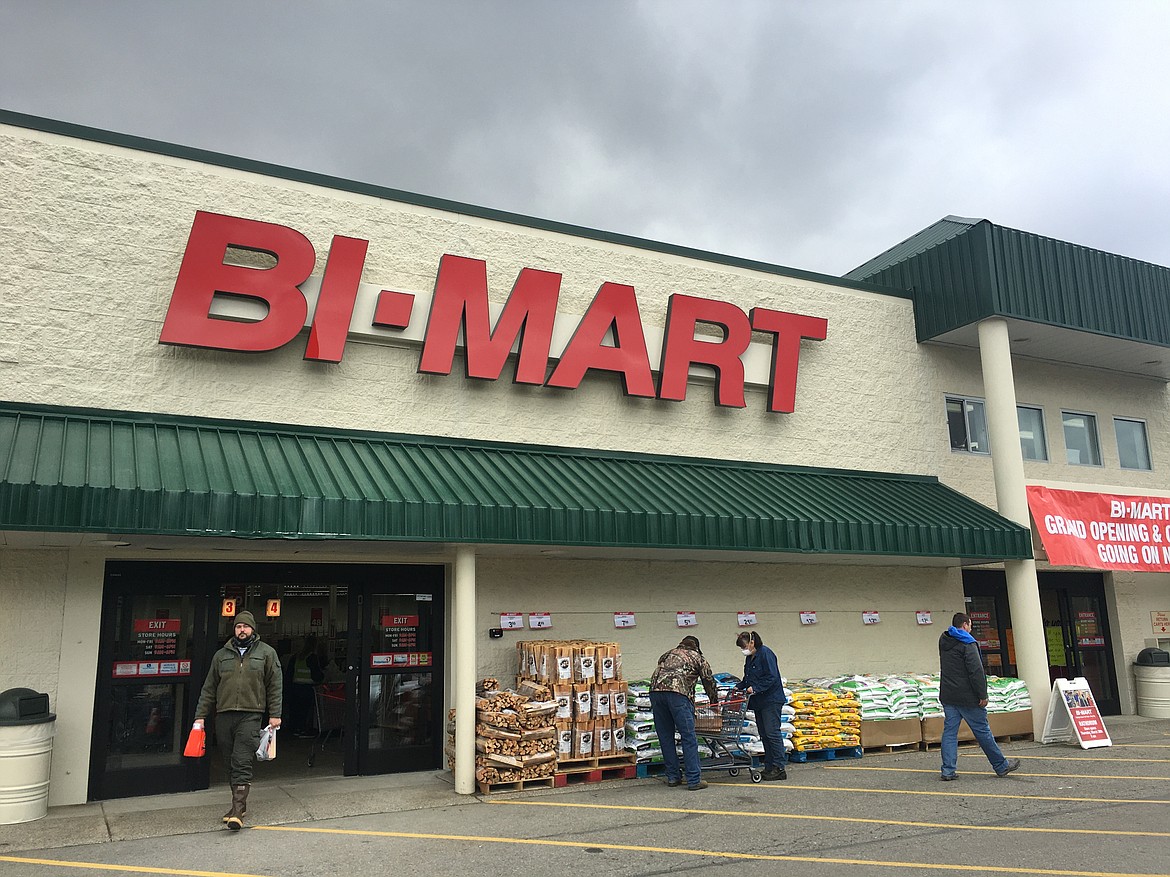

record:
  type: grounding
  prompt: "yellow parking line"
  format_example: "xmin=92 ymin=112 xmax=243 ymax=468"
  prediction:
xmin=489 ymin=799 xmax=1170 ymax=837
xmin=255 ymin=825 xmax=1170 ymax=876
xmin=0 ymin=857 xmax=267 ymax=877
xmin=961 ymin=753 xmax=1170 ymax=763
xmin=707 ymin=781 xmax=1170 ymax=805
xmin=827 ymin=765 xmax=1170 ymax=781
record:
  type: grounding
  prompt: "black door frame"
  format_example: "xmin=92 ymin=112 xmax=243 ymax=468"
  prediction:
xmin=92 ymin=560 xmax=445 ymax=800
xmin=961 ymin=568 xmax=1121 ymax=715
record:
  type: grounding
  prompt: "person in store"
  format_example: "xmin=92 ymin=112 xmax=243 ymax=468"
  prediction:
xmin=649 ymin=635 xmax=719 ymax=791
xmin=286 ymin=635 xmax=324 ymax=737
xmin=938 ymin=612 xmax=1020 ymax=781
xmin=734 ymin=630 xmax=788 ymax=780
xmin=193 ymin=610 xmax=283 ymax=830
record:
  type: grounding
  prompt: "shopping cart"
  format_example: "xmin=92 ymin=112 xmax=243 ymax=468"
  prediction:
xmin=307 ymin=683 xmax=346 ymax=768
xmin=694 ymin=692 xmax=762 ymax=783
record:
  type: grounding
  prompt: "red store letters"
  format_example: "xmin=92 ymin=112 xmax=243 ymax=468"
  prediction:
xmin=160 ymin=211 xmax=828 ymax=412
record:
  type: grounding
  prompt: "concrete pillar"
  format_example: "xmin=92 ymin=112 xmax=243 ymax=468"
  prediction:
xmin=977 ymin=317 xmax=1051 ymax=733
xmin=452 ymin=545 xmax=477 ymax=794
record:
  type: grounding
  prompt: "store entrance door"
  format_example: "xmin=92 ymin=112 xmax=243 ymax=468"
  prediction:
xmin=962 ymin=569 xmax=1120 ymax=715
xmin=89 ymin=565 xmax=216 ymax=800
xmin=91 ymin=561 xmax=445 ymax=800
xmin=1039 ymin=571 xmax=1120 ymax=715
xmin=347 ymin=579 xmax=444 ymax=775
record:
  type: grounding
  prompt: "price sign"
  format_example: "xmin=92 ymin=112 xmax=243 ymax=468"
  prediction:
xmin=862 ymin=610 xmax=881 ymax=625
xmin=799 ymin=611 xmax=818 ymax=625
xmin=916 ymin=610 xmax=933 ymax=625
xmin=499 ymin=613 xmax=524 ymax=630
xmin=528 ymin=612 xmax=552 ymax=629
xmin=614 ymin=612 xmax=637 ymax=628
xmin=676 ymin=611 xmax=697 ymax=627
xmin=737 ymin=611 xmax=757 ymax=627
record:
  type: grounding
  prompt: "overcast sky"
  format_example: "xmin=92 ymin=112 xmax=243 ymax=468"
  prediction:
xmin=3 ymin=1 xmax=1169 ymax=276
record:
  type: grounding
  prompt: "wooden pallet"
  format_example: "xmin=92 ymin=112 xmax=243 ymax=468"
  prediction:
xmin=555 ymin=753 xmax=637 ymax=786
xmin=788 ymin=745 xmax=863 ymax=763
xmin=861 ymin=741 xmax=920 ymax=756
xmin=476 ymin=775 xmax=556 ymax=794
xmin=920 ymin=731 xmax=1032 ymax=752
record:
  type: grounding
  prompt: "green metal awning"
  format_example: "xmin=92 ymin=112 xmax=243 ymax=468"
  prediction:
xmin=0 ymin=403 xmax=1031 ymax=561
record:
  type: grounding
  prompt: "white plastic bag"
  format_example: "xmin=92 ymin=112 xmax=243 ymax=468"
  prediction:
xmin=256 ymin=725 xmax=278 ymax=761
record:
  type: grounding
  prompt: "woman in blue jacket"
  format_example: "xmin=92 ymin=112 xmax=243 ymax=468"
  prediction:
xmin=735 ymin=631 xmax=788 ymax=780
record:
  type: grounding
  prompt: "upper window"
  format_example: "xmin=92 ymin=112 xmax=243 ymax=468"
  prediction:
xmin=1114 ymin=417 xmax=1152 ymax=470
xmin=1062 ymin=411 xmax=1102 ymax=466
xmin=946 ymin=396 xmax=989 ymax=455
xmin=1017 ymin=406 xmax=1048 ymax=462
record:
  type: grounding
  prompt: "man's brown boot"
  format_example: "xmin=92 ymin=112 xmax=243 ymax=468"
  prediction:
xmin=225 ymin=783 xmax=249 ymax=831
xmin=221 ymin=783 xmax=249 ymax=824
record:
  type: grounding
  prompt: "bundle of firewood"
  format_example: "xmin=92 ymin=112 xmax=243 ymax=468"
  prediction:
xmin=448 ymin=678 xmax=559 ymax=785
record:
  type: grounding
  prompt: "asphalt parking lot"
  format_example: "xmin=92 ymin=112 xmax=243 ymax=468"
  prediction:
xmin=2 ymin=716 xmax=1168 ymax=877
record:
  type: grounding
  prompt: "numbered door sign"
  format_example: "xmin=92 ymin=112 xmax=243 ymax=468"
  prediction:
xmin=266 ymin=599 xmax=281 ymax=617
xmin=221 ymin=598 xmax=238 ymax=617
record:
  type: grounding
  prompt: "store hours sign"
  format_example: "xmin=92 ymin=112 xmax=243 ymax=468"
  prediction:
xmin=160 ymin=211 xmax=829 ymax=414
xmin=1027 ymin=486 xmax=1170 ymax=572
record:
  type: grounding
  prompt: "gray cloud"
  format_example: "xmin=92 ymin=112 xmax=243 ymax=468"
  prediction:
xmin=3 ymin=0 xmax=1169 ymax=275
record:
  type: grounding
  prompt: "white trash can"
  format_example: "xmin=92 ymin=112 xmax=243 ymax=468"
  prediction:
xmin=0 ymin=688 xmax=56 ymax=825
xmin=1134 ymin=664 xmax=1170 ymax=718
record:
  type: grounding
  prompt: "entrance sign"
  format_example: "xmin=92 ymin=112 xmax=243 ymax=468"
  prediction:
xmin=160 ymin=211 xmax=829 ymax=413
xmin=1040 ymin=677 xmax=1112 ymax=748
xmin=1027 ymin=485 xmax=1170 ymax=572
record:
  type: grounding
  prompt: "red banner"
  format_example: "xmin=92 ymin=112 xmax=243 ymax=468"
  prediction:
xmin=1026 ymin=486 xmax=1170 ymax=572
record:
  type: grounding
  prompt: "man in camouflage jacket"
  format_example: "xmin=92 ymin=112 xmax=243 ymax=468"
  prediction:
xmin=649 ymin=635 xmax=719 ymax=790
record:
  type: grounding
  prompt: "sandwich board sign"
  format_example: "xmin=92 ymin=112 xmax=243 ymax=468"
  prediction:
xmin=1040 ymin=677 xmax=1112 ymax=748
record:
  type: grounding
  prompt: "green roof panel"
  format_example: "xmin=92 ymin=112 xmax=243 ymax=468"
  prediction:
xmin=0 ymin=403 xmax=1031 ymax=561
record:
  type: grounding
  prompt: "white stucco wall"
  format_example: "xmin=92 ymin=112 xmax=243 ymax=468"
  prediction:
xmin=473 ymin=557 xmax=964 ymax=685
xmin=1 ymin=125 xmax=939 ymax=474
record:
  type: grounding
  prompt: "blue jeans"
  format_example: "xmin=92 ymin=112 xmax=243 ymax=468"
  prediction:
xmin=753 ymin=699 xmax=787 ymax=770
xmin=650 ymin=691 xmax=701 ymax=786
xmin=941 ymin=703 xmax=1009 ymax=776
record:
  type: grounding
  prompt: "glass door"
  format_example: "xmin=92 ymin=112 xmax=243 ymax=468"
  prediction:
xmin=1039 ymin=572 xmax=1120 ymax=714
xmin=349 ymin=578 xmax=443 ymax=775
xmin=90 ymin=568 xmax=215 ymax=800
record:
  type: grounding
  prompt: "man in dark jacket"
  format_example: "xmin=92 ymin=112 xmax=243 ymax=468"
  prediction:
xmin=649 ymin=635 xmax=719 ymax=791
xmin=193 ymin=610 xmax=283 ymax=829
xmin=938 ymin=612 xmax=1020 ymax=781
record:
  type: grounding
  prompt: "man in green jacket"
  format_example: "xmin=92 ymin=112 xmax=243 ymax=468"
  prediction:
xmin=193 ymin=610 xmax=282 ymax=830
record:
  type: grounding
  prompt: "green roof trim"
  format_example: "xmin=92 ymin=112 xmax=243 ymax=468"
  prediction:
xmin=0 ymin=403 xmax=1030 ymax=561
xmin=845 ymin=216 xmax=1170 ymax=346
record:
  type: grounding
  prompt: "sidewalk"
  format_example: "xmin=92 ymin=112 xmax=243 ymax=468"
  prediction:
xmin=2 ymin=714 xmax=1166 ymax=854
xmin=0 ymin=769 xmax=464 ymax=854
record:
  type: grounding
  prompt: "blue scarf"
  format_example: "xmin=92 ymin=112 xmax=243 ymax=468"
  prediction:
xmin=947 ymin=625 xmax=976 ymax=643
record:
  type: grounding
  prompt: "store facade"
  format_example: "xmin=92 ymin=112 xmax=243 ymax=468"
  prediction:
xmin=1 ymin=110 xmax=1166 ymax=805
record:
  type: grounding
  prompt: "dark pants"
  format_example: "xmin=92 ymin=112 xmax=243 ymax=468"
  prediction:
xmin=215 ymin=711 xmax=263 ymax=784
xmin=753 ymin=699 xmax=787 ymax=770
xmin=650 ymin=690 xmax=701 ymax=786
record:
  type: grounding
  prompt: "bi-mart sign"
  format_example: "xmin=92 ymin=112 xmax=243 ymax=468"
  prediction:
xmin=160 ymin=211 xmax=829 ymax=413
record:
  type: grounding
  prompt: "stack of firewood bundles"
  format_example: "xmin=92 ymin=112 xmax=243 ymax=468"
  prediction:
xmin=446 ymin=677 xmax=560 ymax=786
xmin=516 ymin=640 xmax=628 ymax=762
